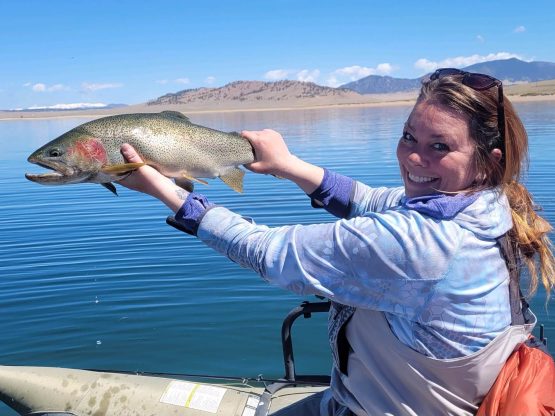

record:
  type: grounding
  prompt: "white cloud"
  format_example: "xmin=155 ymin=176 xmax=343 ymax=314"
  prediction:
xmin=205 ymin=76 xmax=216 ymax=85
xmin=326 ymin=75 xmax=341 ymax=88
xmin=264 ymin=68 xmax=321 ymax=83
xmin=266 ymin=64 xmax=396 ymax=87
xmin=81 ymin=82 xmax=123 ymax=92
xmin=325 ymin=63 xmax=395 ymax=87
xmin=334 ymin=63 xmax=394 ymax=79
xmin=264 ymin=69 xmax=291 ymax=80
xmin=157 ymin=78 xmax=190 ymax=85
xmin=48 ymin=84 xmax=68 ymax=92
xmin=514 ymin=25 xmax=526 ymax=33
xmin=32 ymin=83 xmax=46 ymax=92
xmin=25 ymin=82 xmax=69 ymax=92
xmin=296 ymin=69 xmax=320 ymax=83
xmin=414 ymin=52 xmax=527 ymax=74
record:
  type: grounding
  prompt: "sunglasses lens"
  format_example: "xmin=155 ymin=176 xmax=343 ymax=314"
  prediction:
xmin=431 ymin=68 xmax=463 ymax=80
xmin=438 ymin=68 xmax=463 ymax=76
xmin=464 ymin=74 xmax=497 ymax=90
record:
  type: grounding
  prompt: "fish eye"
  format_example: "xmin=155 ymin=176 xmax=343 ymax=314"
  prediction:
xmin=48 ymin=148 xmax=63 ymax=157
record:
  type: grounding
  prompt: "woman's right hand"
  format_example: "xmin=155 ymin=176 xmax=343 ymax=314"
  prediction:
xmin=241 ymin=129 xmax=324 ymax=195
xmin=241 ymin=129 xmax=296 ymax=177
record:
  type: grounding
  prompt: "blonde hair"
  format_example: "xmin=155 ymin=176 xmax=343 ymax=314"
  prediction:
xmin=418 ymin=76 xmax=555 ymax=301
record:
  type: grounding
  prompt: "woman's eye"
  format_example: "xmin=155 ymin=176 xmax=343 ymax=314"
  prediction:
xmin=432 ymin=143 xmax=450 ymax=152
xmin=402 ymin=132 xmax=415 ymax=142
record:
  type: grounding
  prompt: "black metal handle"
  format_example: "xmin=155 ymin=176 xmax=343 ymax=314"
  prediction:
xmin=281 ymin=301 xmax=330 ymax=381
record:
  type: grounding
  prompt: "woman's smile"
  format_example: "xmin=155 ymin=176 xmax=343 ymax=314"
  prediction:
xmin=407 ymin=172 xmax=439 ymax=184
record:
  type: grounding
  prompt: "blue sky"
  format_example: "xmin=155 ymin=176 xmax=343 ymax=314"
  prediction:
xmin=1 ymin=0 xmax=554 ymax=109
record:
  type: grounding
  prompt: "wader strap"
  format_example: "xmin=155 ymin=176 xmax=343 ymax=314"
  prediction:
xmin=496 ymin=235 xmax=530 ymax=325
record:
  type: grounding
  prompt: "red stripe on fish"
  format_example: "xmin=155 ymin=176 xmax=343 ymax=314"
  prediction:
xmin=69 ymin=139 xmax=107 ymax=164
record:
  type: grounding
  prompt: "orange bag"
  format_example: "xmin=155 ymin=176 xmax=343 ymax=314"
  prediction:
xmin=477 ymin=339 xmax=555 ymax=416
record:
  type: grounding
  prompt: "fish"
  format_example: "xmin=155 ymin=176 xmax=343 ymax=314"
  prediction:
xmin=25 ymin=111 xmax=255 ymax=194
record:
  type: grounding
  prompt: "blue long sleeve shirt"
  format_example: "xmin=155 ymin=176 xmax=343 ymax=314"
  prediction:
xmin=175 ymin=171 xmax=513 ymax=358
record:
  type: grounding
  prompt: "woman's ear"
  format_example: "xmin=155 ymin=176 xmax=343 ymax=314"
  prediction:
xmin=490 ymin=148 xmax=503 ymax=163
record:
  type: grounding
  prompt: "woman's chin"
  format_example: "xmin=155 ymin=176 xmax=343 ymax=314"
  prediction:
xmin=404 ymin=179 xmax=440 ymax=197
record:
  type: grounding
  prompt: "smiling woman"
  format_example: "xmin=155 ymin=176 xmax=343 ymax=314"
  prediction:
xmin=114 ymin=68 xmax=555 ymax=414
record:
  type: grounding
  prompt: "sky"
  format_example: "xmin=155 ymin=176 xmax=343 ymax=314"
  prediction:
xmin=1 ymin=0 xmax=554 ymax=109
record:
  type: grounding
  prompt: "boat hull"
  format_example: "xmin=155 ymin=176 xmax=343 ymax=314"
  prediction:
xmin=0 ymin=365 xmax=326 ymax=415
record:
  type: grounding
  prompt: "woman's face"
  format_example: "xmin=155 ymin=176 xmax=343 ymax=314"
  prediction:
xmin=397 ymin=101 xmax=478 ymax=198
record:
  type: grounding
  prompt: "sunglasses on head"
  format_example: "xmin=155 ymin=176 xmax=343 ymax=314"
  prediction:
xmin=429 ymin=68 xmax=505 ymax=154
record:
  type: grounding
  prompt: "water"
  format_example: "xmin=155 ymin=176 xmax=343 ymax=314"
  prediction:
xmin=0 ymin=103 xmax=554 ymax=414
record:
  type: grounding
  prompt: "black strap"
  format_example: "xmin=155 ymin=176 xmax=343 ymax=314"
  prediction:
xmin=496 ymin=235 xmax=530 ymax=325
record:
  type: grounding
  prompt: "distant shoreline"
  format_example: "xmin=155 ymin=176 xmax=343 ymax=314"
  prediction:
xmin=1 ymin=91 xmax=554 ymax=122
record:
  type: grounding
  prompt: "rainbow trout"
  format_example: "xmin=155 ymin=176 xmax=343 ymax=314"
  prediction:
xmin=25 ymin=111 xmax=255 ymax=194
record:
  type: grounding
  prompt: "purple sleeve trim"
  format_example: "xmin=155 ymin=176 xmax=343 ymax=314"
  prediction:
xmin=173 ymin=192 xmax=214 ymax=236
xmin=308 ymin=168 xmax=354 ymax=218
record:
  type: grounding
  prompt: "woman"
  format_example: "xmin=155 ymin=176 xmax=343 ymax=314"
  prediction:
xmin=118 ymin=69 xmax=554 ymax=415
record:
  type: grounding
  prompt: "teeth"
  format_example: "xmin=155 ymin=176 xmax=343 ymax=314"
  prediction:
xmin=408 ymin=173 xmax=437 ymax=183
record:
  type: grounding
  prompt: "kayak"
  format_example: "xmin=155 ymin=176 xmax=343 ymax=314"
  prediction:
xmin=0 ymin=301 xmax=331 ymax=416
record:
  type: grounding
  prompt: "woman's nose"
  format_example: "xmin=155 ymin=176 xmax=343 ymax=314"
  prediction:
xmin=407 ymin=151 xmax=428 ymax=167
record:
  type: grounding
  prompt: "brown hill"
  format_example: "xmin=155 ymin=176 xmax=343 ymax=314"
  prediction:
xmin=147 ymin=80 xmax=375 ymax=109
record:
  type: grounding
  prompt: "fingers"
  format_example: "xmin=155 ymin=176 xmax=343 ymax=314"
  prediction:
xmin=241 ymin=129 xmax=279 ymax=143
xmin=120 ymin=143 xmax=144 ymax=163
xmin=240 ymin=130 xmax=258 ymax=141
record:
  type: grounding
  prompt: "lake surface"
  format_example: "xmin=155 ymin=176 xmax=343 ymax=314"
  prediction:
xmin=1 ymin=103 xmax=554 ymax=414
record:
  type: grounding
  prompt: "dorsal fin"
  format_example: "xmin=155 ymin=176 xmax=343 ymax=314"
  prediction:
xmin=160 ymin=111 xmax=189 ymax=121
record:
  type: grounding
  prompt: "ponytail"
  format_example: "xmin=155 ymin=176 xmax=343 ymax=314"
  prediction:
xmin=505 ymin=182 xmax=555 ymax=300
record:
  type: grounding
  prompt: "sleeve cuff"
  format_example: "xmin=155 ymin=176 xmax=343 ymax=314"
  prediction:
xmin=308 ymin=168 xmax=354 ymax=218
xmin=167 ymin=192 xmax=214 ymax=236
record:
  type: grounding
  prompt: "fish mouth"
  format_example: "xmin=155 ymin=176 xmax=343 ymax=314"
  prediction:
xmin=25 ymin=157 xmax=85 ymax=184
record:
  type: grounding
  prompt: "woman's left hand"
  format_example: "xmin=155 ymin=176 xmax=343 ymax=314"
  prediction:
xmin=117 ymin=143 xmax=189 ymax=213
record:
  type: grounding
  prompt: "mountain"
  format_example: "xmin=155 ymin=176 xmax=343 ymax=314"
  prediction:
xmin=340 ymin=59 xmax=555 ymax=94
xmin=148 ymin=80 xmax=362 ymax=106
xmin=144 ymin=58 xmax=555 ymax=111
xmin=463 ymin=58 xmax=555 ymax=82
xmin=340 ymin=75 xmax=421 ymax=94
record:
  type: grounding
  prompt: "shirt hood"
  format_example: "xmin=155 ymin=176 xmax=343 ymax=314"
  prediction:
xmin=453 ymin=189 xmax=512 ymax=238
xmin=401 ymin=189 xmax=512 ymax=239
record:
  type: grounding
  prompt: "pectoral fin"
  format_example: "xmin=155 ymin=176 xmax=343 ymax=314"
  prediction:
xmin=101 ymin=162 xmax=146 ymax=174
xmin=220 ymin=168 xmax=245 ymax=193
xmin=181 ymin=173 xmax=208 ymax=186
xmin=101 ymin=182 xmax=118 ymax=195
